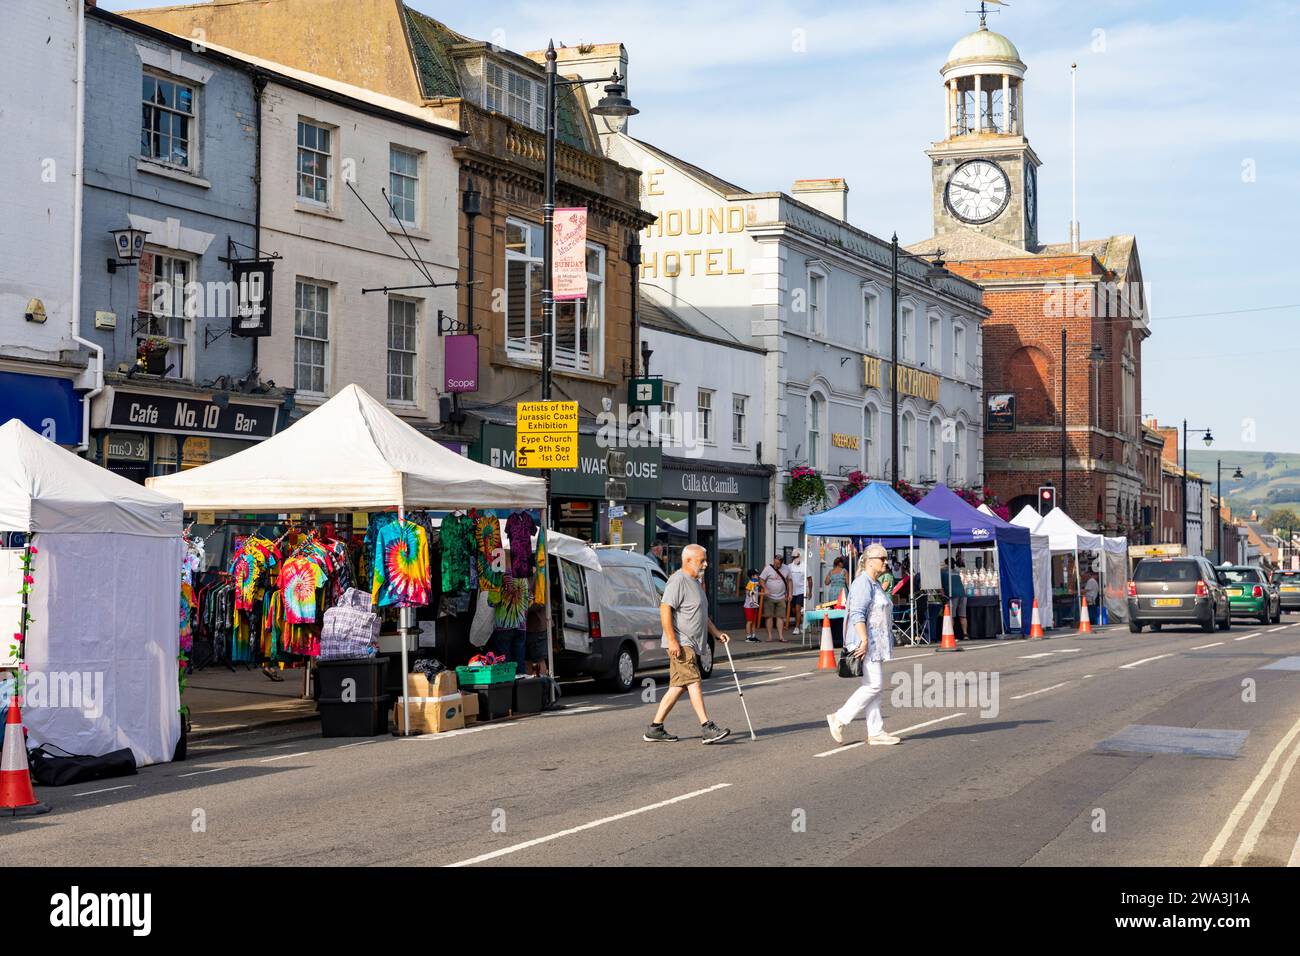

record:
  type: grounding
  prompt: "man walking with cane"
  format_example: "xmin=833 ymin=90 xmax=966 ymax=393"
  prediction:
xmin=643 ymin=544 xmax=732 ymax=744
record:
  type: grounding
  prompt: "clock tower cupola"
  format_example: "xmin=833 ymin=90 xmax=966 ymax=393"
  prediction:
xmin=927 ymin=4 xmax=1041 ymax=249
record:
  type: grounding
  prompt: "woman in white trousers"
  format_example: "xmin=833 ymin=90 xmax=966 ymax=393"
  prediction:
xmin=826 ymin=543 xmax=900 ymax=746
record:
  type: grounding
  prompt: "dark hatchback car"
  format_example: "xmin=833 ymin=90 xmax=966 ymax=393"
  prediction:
xmin=1127 ymin=556 xmax=1230 ymax=633
xmin=1273 ymin=569 xmax=1300 ymax=613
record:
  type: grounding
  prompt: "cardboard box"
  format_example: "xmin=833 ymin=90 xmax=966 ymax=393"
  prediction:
xmin=460 ymin=691 xmax=480 ymax=722
xmin=395 ymin=670 xmax=464 ymax=734
xmin=406 ymin=670 xmax=458 ymax=699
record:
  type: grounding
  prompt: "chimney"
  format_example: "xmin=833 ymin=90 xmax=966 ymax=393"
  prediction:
xmin=792 ymin=179 xmax=849 ymax=221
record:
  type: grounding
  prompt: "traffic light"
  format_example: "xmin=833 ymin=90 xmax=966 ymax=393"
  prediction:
xmin=1038 ymin=485 xmax=1056 ymax=515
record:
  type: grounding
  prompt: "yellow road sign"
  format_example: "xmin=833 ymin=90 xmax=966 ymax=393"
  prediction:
xmin=516 ymin=401 xmax=579 ymax=469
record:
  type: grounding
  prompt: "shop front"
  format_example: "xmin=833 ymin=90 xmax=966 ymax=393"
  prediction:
xmin=657 ymin=457 xmax=772 ymax=628
xmin=0 ymin=367 xmax=85 ymax=447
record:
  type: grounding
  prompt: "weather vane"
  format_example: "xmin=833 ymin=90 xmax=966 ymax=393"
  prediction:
xmin=967 ymin=0 xmax=1009 ymax=30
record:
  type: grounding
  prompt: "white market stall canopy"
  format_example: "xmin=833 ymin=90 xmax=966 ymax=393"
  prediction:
xmin=145 ymin=385 xmax=547 ymax=512
xmin=1033 ymin=507 xmax=1104 ymax=552
xmin=0 ymin=418 xmax=182 ymax=535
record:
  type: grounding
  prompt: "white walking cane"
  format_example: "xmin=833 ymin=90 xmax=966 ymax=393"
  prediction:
xmin=721 ymin=639 xmax=757 ymax=740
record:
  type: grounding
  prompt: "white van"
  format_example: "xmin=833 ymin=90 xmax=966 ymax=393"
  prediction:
xmin=550 ymin=547 xmax=716 ymax=692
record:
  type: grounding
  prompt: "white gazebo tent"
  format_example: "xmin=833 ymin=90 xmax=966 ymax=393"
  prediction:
xmin=146 ymin=385 xmax=548 ymax=733
xmin=1008 ymin=505 xmax=1056 ymax=628
xmin=0 ymin=419 xmax=184 ymax=766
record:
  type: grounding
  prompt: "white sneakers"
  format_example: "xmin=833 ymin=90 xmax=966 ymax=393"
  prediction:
xmin=868 ymin=733 xmax=902 ymax=746
xmin=826 ymin=713 xmax=845 ymax=744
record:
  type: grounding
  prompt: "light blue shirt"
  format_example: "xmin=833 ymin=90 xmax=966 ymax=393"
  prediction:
xmin=846 ymin=572 xmax=894 ymax=662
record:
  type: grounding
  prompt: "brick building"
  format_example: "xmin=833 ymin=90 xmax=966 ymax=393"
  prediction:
xmin=1139 ymin=423 xmax=1165 ymax=544
xmin=908 ymin=16 xmax=1149 ymax=534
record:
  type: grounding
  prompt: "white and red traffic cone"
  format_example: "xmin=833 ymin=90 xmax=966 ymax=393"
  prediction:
xmin=1 ymin=696 xmax=49 ymax=816
xmin=936 ymin=603 xmax=962 ymax=652
xmin=1028 ymin=599 xmax=1045 ymax=639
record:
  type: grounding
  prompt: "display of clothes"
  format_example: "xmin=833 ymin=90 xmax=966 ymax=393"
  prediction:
xmin=505 ymin=511 xmax=537 ymax=580
xmin=371 ymin=518 xmax=431 ymax=608
xmin=439 ymin=511 xmax=476 ymax=592
xmin=475 ymin=512 xmax=503 ymax=593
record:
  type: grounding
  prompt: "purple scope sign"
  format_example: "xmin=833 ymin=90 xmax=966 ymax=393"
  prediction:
xmin=444 ymin=333 xmax=479 ymax=393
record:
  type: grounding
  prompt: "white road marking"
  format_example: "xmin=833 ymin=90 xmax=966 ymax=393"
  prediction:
xmin=1120 ymin=654 xmax=1173 ymax=670
xmin=74 ymin=785 xmax=134 ymax=797
xmin=258 ymin=751 xmax=309 ymax=762
xmin=177 ymin=767 xmax=226 ymax=778
xmin=748 ymin=671 xmax=818 ymax=687
xmin=539 ymin=705 xmax=606 ymax=717
xmin=1288 ymin=832 xmax=1300 ymax=868
xmin=401 ymin=722 xmax=521 ymax=740
xmin=1018 ymin=653 xmax=1053 ymax=660
xmin=1010 ymin=682 xmax=1069 ymax=701
xmin=1192 ymin=642 xmax=1224 ymax=650
xmin=891 ymin=653 xmax=932 ymax=661
xmin=1268 ymin=626 xmax=1288 ymax=634
xmin=1202 ymin=713 xmax=1300 ymax=866
xmin=444 ymin=783 xmax=733 ymax=867
xmin=1234 ymin=634 xmax=1258 ymax=642
xmin=190 ymin=723 xmax=245 ymax=734
xmin=1082 ymin=674 xmax=1094 ymax=679
xmin=1054 ymin=648 xmax=1083 ymax=654
xmin=814 ymin=713 xmax=965 ymax=758
xmin=336 ymin=740 xmax=376 ymax=749
xmin=1233 ymin=736 xmax=1300 ymax=866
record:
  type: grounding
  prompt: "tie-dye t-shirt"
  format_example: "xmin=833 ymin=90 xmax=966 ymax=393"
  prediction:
xmin=371 ymin=520 xmax=431 ymax=608
xmin=279 ymin=556 xmax=328 ymax=624
xmin=490 ymin=574 xmax=531 ymax=630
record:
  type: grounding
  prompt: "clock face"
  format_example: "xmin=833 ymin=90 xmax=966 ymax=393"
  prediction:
xmin=1025 ymin=164 xmax=1037 ymax=233
xmin=945 ymin=160 xmax=1011 ymax=224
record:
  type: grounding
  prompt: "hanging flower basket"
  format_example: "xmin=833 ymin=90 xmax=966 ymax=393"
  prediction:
xmin=137 ymin=336 xmax=170 ymax=374
xmin=784 ymin=466 xmax=828 ymax=511
xmin=838 ymin=470 xmax=869 ymax=504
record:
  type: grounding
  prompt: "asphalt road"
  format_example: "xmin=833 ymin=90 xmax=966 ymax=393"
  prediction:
xmin=6 ymin=619 xmax=1300 ymax=867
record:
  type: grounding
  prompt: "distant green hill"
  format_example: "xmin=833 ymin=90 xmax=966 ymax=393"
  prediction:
xmin=1185 ymin=450 xmax=1300 ymax=513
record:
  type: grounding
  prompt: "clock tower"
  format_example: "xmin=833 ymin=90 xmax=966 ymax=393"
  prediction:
xmin=927 ymin=13 xmax=1041 ymax=250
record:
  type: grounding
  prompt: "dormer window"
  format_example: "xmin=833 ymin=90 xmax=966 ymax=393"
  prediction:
xmin=485 ymin=60 xmax=545 ymax=132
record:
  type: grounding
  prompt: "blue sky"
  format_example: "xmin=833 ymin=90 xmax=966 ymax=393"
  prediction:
xmin=105 ymin=0 xmax=1299 ymax=451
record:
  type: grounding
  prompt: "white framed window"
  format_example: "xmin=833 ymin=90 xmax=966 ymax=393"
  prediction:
xmin=732 ymin=394 xmax=748 ymax=446
xmin=293 ymin=280 xmax=330 ymax=395
xmin=555 ymin=244 xmax=605 ymax=374
xmin=928 ymin=313 xmax=940 ymax=371
xmin=928 ymin=417 xmax=941 ymax=481
xmin=660 ymin=381 xmax=678 ymax=444
xmin=388 ymin=145 xmax=420 ymax=225
xmin=900 ymin=303 xmax=916 ymax=362
xmin=901 ymin=411 xmax=915 ymax=480
xmin=807 ymin=268 xmax=827 ymax=335
xmin=505 ymin=218 xmax=544 ymax=360
xmin=862 ymin=404 xmax=878 ymax=475
xmin=807 ymin=393 xmax=825 ymax=468
xmin=485 ymin=60 xmax=545 ymax=132
xmin=141 ymin=72 xmax=196 ymax=168
xmin=954 ymin=421 xmax=967 ymax=482
xmin=954 ymin=322 xmax=966 ymax=380
xmin=387 ymin=297 xmax=419 ymax=403
xmin=863 ymin=288 xmax=879 ymax=352
xmin=296 ymin=119 xmax=332 ymax=205
xmin=138 ymin=249 xmax=196 ymax=380
xmin=697 ymin=388 xmax=715 ymax=444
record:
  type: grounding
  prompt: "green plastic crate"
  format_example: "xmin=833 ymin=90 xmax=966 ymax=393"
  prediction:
xmin=456 ymin=662 xmax=517 ymax=687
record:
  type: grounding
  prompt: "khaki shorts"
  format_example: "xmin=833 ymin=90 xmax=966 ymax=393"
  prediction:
xmin=764 ymin=599 xmax=787 ymax=621
xmin=669 ymin=645 xmax=703 ymax=687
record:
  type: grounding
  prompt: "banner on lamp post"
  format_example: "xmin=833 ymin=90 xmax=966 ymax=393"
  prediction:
xmin=444 ymin=333 xmax=479 ymax=393
xmin=553 ymin=207 xmax=588 ymax=301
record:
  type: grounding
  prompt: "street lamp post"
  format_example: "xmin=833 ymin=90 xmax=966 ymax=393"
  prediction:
xmin=1182 ymin=420 xmax=1213 ymax=548
xmin=1058 ymin=330 xmax=1105 ymax=516
xmin=540 ymin=40 xmax=637 ymax=401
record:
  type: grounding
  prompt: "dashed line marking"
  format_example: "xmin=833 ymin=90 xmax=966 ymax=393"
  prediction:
xmin=813 ymin=713 xmax=965 ymax=758
xmin=1119 ymin=654 xmax=1173 ymax=670
xmin=1010 ymin=681 xmax=1069 ymax=701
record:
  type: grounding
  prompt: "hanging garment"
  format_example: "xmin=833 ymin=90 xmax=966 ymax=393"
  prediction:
xmin=505 ymin=511 xmax=538 ymax=580
xmin=439 ymin=512 xmax=476 ymax=592
xmin=532 ymin=527 xmax=547 ymax=606
xmin=179 ymin=581 xmax=195 ymax=653
xmin=280 ymin=555 xmax=328 ymax=624
xmin=476 ymin=513 xmax=503 ymax=592
xmin=490 ymin=574 xmax=531 ymax=631
xmin=372 ymin=519 xmax=431 ymax=607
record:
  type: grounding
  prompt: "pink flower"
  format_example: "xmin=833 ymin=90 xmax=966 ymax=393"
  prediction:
xmin=29 ymin=547 xmax=37 ymax=555
xmin=22 ymin=575 xmax=33 ymax=585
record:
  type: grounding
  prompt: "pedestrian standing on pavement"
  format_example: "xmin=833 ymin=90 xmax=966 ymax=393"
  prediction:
xmin=643 ymin=544 xmax=731 ymax=744
xmin=759 ymin=554 xmax=791 ymax=643
xmin=826 ymin=543 xmax=900 ymax=746
xmin=789 ymin=550 xmax=807 ymax=636
xmin=1083 ymin=571 xmax=1100 ymax=611
xmin=743 ymin=569 xmax=762 ymax=642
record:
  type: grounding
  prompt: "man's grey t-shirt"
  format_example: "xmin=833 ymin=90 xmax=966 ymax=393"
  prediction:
xmin=660 ymin=569 xmax=708 ymax=653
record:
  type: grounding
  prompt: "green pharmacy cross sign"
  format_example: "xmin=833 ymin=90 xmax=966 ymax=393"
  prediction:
xmin=628 ymin=377 xmax=663 ymax=408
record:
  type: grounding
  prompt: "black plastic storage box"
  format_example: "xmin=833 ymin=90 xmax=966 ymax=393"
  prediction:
xmin=316 ymin=657 xmax=390 ymax=737
xmin=472 ymin=683 xmax=513 ymax=721
xmin=511 ymin=678 xmax=546 ymax=716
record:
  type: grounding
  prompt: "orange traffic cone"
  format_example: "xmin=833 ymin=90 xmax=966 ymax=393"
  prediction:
xmin=936 ymin=603 xmax=962 ymax=652
xmin=817 ymin=615 xmax=837 ymax=671
xmin=1 ymin=697 xmax=49 ymax=817
xmin=835 ymin=587 xmax=847 ymax=610
xmin=1078 ymin=596 xmax=1093 ymax=634
xmin=1028 ymin=599 xmax=1045 ymax=639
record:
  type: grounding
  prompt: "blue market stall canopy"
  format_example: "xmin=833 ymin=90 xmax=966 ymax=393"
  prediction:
xmin=804 ymin=481 xmax=951 ymax=540
xmin=914 ymin=484 xmax=1028 ymax=546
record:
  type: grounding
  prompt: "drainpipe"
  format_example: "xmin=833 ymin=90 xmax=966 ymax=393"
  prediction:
xmin=69 ymin=2 xmax=102 ymax=454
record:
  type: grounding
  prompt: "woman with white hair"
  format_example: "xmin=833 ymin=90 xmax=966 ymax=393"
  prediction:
xmin=826 ymin=543 xmax=900 ymax=746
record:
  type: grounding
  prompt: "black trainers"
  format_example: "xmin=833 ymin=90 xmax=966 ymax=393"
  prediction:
xmin=642 ymin=724 xmax=678 ymax=742
xmin=700 ymin=721 xmax=731 ymax=744
xmin=745 ymin=635 xmax=760 ymax=643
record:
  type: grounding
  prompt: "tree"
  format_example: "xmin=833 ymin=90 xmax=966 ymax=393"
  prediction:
xmin=1267 ymin=506 xmax=1300 ymax=535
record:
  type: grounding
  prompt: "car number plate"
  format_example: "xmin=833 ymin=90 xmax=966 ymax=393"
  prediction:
xmin=1227 ymin=588 xmax=1242 ymax=596
xmin=1152 ymin=598 xmax=1181 ymax=607
xmin=1282 ymin=586 xmax=1300 ymax=593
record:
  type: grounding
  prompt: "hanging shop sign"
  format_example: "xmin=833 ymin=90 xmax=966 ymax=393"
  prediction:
xmin=515 ymin=401 xmax=579 ymax=469
xmin=0 ymin=371 xmax=83 ymax=445
xmin=483 ymin=423 xmax=661 ymax=499
xmin=986 ymin=393 xmax=1016 ymax=432
xmin=107 ymin=389 xmax=278 ymax=440
xmin=627 ymin=376 xmax=663 ymax=408
xmin=444 ymin=334 xmax=479 ymax=393
xmin=552 ymin=208 xmax=588 ymax=301
xmin=231 ymin=260 xmax=274 ymax=337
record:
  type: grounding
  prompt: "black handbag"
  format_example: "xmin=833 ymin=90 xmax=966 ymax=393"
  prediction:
xmin=28 ymin=744 xmax=138 ymax=787
xmin=838 ymin=648 xmax=864 ymax=678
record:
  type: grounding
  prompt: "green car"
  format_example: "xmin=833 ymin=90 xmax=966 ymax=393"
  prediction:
xmin=1218 ymin=565 xmax=1281 ymax=624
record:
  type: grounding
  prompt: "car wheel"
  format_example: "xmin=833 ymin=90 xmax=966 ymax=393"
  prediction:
xmin=600 ymin=643 xmax=637 ymax=693
xmin=1202 ymin=616 xmax=1216 ymax=634
xmin=1129 ymin=621 xmax=1144 ymax=634
xmin=698 ymin=637 xmax=715 ymax=680
xmin=1259 ymin=612 xmax=1269 ymax=625
xmin=1220 ymin=608 xmax=1231 ymax=631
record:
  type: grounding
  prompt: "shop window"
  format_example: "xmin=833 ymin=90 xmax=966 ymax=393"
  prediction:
xmin=656 ymin=500 xmax=689 ymax=574
xmin=717 ymin=501 xmax=749 ymax=600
